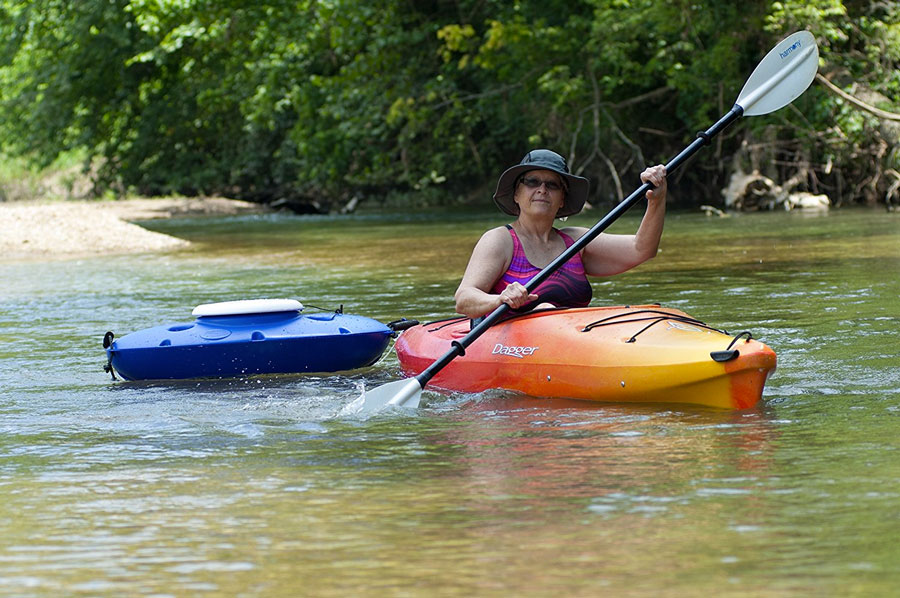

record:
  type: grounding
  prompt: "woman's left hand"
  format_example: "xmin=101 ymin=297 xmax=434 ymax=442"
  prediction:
xmin=641 ymin=165 xmax=667 ymax=203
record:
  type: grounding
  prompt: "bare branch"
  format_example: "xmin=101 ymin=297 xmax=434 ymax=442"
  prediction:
xmin=816 ymin=73 xmax=900 ymax=122
xmin=611 ymin=86 xmax=671 ymax=109
xmin=575 ymin=69 xmax=623 ymax=200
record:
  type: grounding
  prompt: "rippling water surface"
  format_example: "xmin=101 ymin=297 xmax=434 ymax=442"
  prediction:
xmin=1 ymin=207 xmax=898 ymax=597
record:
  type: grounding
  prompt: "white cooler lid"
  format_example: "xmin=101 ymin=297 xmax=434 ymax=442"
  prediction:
xmin=192 ymin=299 xmax=303 ymax=317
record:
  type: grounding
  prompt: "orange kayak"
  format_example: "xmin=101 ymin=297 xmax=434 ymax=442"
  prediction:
xmin=394 ymin=305 xmax=777 ymax=409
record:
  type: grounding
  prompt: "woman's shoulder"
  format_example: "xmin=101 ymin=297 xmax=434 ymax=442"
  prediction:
xmin=472 ymin=225 xmax=514 ymax=256
xmin=478 ymin=225 xmax=513 ymax=243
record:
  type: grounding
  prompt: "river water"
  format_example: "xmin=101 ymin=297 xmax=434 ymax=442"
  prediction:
xmin=1 ymin=207 xmax=898 ymax=597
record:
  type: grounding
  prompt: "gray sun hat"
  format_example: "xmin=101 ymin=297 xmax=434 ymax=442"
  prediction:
xmin=492 ymin=149 xmax=590 ymax=217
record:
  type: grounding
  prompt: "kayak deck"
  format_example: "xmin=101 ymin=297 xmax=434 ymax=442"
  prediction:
xmin=394 ymin=305 xmax=777 ymax=409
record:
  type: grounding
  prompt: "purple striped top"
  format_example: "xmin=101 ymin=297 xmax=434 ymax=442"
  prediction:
xmin=491 ymin=225 xmax=592 ymax=311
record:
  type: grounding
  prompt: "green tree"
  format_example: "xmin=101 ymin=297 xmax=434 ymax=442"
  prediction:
xmin=0 ymin=0 xmax=898 ymax=209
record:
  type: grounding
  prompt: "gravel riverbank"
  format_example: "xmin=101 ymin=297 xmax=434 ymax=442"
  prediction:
xmin=0 ymin=197 xmax=265 ymax=260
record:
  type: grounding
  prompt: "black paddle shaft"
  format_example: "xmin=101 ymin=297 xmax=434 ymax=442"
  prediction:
xmin=416 ymin=104 xmax=745 ymax=387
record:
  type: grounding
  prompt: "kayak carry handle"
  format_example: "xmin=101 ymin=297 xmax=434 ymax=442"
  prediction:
xmin=103 ymin=331 xmax=119 ymax=380
xmin=387 ymin=318 xmax=420 ymax=334
xmin=711 ymin=331 xmax=753 ymax=362
xmin=710 ymin=350 xmax=739 ymax=362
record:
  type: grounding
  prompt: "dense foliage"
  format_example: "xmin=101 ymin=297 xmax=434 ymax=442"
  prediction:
xmin=1 ymin=0 xmax=898 ymax=210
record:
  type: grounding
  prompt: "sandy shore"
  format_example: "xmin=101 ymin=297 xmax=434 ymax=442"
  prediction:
xmin=0 ymin=197 xmax=266 ymax=260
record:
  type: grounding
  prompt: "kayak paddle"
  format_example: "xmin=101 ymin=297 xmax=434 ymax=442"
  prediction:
xmin=349 ymin=30 xmax=818 ymax=413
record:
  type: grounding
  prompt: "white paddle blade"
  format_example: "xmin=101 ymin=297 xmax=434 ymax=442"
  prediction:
xmin=736 ymin=30 xmax=818 ymax=116
xmin=344 ymin=378 xmax=423 ymax=414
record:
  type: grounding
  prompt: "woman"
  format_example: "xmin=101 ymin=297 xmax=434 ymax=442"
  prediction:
xmin=455 ymin=149 xmax=667 ymax=318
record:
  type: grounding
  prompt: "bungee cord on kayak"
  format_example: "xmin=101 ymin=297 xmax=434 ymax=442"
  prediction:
xmin=419 ymin=307 xmax=759 ymax=357
xmin=582 ymin=308 xmax=728 ymax=341
xmin=579 ymin=308 xmax=756 ymax=361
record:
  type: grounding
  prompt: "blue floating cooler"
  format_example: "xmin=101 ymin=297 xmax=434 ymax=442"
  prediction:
xmin=103 ymin=299 xmax=394 ymax=381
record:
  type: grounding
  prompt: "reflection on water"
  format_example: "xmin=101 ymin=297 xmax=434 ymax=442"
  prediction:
xmin=0 ymin=208 xmax=898 ymax=596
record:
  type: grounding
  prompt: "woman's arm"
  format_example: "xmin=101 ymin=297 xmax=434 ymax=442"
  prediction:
xmin=454 ymin=227 xmax=537 ymax=318
xmin=566 ymin=165 xmax=667 ymax=277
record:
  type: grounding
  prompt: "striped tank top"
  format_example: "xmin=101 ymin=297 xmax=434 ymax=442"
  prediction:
xmin=491 ymin=225 xmax=592 ymax=312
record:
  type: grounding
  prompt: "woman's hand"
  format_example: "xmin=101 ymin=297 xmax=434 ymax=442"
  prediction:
xmin=498 ymin=282 xmax=538 ymax=309
xmin=641 ymin=164 xmax=667 ymax=203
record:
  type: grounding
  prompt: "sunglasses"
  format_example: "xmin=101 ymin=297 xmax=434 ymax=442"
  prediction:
xmin=519 ymin=176 xmax=565 ymax=192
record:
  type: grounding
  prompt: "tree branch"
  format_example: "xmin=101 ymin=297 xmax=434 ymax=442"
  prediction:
xmin=611 ymin=86 xmax=670 ymax=109
xmin=816 ymin=73 xmax=900 ymax=122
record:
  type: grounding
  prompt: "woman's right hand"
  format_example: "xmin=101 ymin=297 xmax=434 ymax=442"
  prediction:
xmin=498 ymin=282 xmax=539 ymax=309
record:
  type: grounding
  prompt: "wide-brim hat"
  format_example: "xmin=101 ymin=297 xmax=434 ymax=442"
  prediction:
xmin=492 ymin=149 xmax=590 ymax=218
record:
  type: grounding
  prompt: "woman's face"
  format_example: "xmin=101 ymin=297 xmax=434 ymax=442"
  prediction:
xmin=514 ymin=169 xmax=565 ymax=216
